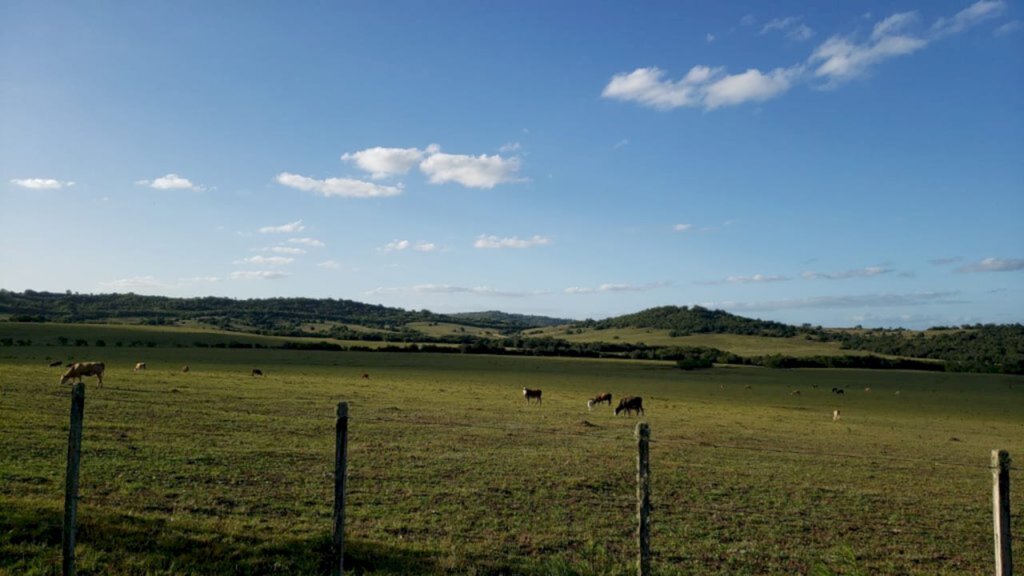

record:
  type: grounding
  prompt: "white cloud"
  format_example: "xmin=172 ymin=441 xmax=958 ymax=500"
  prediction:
xmin=318 ymin=260 xmax=342 ymax=269
xmin=499 ymin=142 xmax=522 ymax=153
xmin=10 ymin=178 xmax=74 ymax=189
xmin=367 ymin=284 xmax=546 ymax=298
xmin=100 ymin=276 xmax=165 ymax=290
xmin=288 ymin=237 xmax=325 ymax=247
xmin=267 ymin=246 xmax=306 ymax=255
xmin=606 ymin=2 xmax=1006 ymax=110
xmin=235 ymin=255 xmax=293 ymax=266
xmin=601 ymin=64 xmax=800 ymax=110
xmin=994 ymin=20 xmax=1022 ymax=36
xmin=727 ymin=274 xmax=790 ymax=283
xmin=381 ymin=239 xmax=411 ymax=252
xmin=810 ymin=33 xmax=927 ymax=85
xmin=703 ymin=66 xmax=802 ymax=109
xmin=276 ymin=172 xmax=403 ymax=198
xmin=259 ymin=220 xmax=305 ymax=234
xmin=762 ymin=16 xmax=800 ymax=34
xmin=872 ymin=12 xmax=918 ymax=39
xmin=179 ymin=276 xmax=221 ymax=285
xmin=419 ymin=150 xmax=521 ymax=189
xmin=802 ymin=266 xmax=892 ymax=280
xmin=811 ymin=2 xmax=1001 ymax=86
xmin=932 ymin=0 xmax=1005 ymax=37
xmin=712 ymin=291 xmax=964 ymax=312
xmin=566 ymin=282 xmax=668 ymax=294
xmin=673 ymin=223 xmax=694 ymax=232
xmin=474 ymin=234 xmax=551 ymax=249
xmin=231 ymin=270 xmax=288 ymax=280
xmin=341 ymin=146 xmax=426 ymax=179
xmin=601 ymin=66 xmax=713 ymax=110
xmin=138 ymin=173 xmax=202 ymax=191
xmin=956 ymin=257 xmax=1024 ymax=273
xmin=706 ymin=33 xmax=715 ymax=43
xmin=761 ymin=16 xmax=814 ymax=41
xmin=380 ymin=239 xmax=438 ymax=252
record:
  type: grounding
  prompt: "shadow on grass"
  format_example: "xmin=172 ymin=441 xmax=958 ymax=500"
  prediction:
xmin=0 ymin=500 xmax=446 ymax=575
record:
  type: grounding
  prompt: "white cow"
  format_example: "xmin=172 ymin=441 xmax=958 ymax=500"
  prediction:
xmin=61 ymin=362 xmax=105 ymax=388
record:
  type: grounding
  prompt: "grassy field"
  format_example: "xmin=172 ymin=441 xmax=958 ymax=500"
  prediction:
xmin=524 ymin=326 xmax=869 ymax=358
xmin=1 ymin=326 xmax=1022 ymax=575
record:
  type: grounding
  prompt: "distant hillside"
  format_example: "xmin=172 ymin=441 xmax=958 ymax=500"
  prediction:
xmin=446 ymin=310 xmax=572 ymax=330
xmin=2 ymin=291 xmax=1021 ymax=373
xmin=590 ymin=305 xmax=802 ymax=337
xmin=0 ymin=290 xmax=569 ymax=335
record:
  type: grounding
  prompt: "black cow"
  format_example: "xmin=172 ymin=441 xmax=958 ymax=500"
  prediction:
xmin=615 ymin=396 xmax=644 ymax=416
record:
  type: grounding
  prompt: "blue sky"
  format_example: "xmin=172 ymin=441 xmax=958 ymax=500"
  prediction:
xmin=2 ymin=1 xmax=1022 ymax=329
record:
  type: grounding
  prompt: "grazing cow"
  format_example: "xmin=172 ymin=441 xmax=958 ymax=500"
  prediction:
xmin=864 ymin=387 xmax=871 ymax=393
xmin=833 ymin=409 xmax=841 ymax=421
xmin=790 ymin=389 xmax=801 ymax=396
xmin=182 ymin=365 xmax=190 ymax=373
xmin=134 ymin=362 xmax=147 ymax=372
xmin=362 ymin=373 xmax=370 ymax=380
xmin=48 ymin=360 xmax=63 ymax=367
xmin=523 ymin=388 xmax=542 ymax=404
xmin=832 ymin=387 xmax=845 ymax=395
xmin=252 ymin=368 xmax=263 ymax=377
xmin=615 ymin=396 xmax=644 ymax=416
xmin=587 ymin=392 xmax=612 ymax=411
xmin=60 ymin=362 xmax=105 ymax=388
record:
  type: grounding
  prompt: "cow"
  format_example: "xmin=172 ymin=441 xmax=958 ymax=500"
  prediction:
xmin=182 ymin=365 xmax=190 ymax=373
xmin=831 ymin=387 xmax=845 ymax=395
xmin=790 ymin=389 xmax=801 ymax=396
xmin=134 ymin=362 xmax=147 ymax=372
xmin=48 ymin=360 xmax=63 ymax=367
xmin=60 ymin=362 xmax=105 ymax=388
xmin=833 ymin=409 xmax=841 ymax=421
xmin=615 ymin=396 xmax=644 ymax=416
xmin=252 ymin=368 xmax=263 ymax=377
xmin=587 ymin=392 xmax=612 ymax=411
xmin=362 ymin=373 xmax=370 ymax=380
xmin=523 ymin=388 xmax=542 ymax=404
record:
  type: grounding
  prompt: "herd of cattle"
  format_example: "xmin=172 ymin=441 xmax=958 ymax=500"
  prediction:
xmin=52 ymin=360 xmax=866 ymax=421
xmin=523 ymin=388 xmax=645 ymax=416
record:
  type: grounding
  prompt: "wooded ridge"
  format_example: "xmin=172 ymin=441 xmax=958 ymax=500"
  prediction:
xmin=1 ymin=290 xmax=1021 ymax=374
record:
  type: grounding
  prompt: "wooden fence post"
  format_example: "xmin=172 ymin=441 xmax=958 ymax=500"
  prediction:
xmin=636 ymin=422 xmax=651 ymax=576
xmin=63 ymin=382 xmax=85 ymax=576
xmin=333 ymin=402 xmax=349 ymax=576
xmin=993 ymin=449 xmax=1013 ymax=576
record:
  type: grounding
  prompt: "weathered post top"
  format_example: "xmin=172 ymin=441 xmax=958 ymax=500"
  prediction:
xmin=337 ymin=401 xmax=348 ymax=419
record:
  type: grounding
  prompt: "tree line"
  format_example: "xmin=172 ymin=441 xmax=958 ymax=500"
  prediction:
xmin=3 ymin=291 xmax=1021 ymax=374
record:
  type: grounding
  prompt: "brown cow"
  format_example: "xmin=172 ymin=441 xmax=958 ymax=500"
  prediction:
xmin=134 ymin=362 xmax=147 ymax=372
xmin=362 ymin=373 xmax=370 ymax=379
xmin=182 ymin=365 xmax=190 ymax=373
xmin=252 ymin=368 xmax=263 ymax=377
xmin=587 ymin=392 xmax=612 ymax=411
xmin=523 ymin=388 xmax=542 ymax=404
xmin=614 ymin=396 xmax=644 ymax=416
xmin=60 ymin=362 xmax=105 ymax=388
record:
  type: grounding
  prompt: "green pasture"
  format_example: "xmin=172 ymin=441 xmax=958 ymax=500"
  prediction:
xmin=406 ymin=322 xmax=501 ymax=338
xmin=525 ymin=326 xmax=865 ymax=358
xmin=0 ymin=322 xmax=420 ymax=352
xmin=1 ymin=337 xmax=1022 ymax=574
